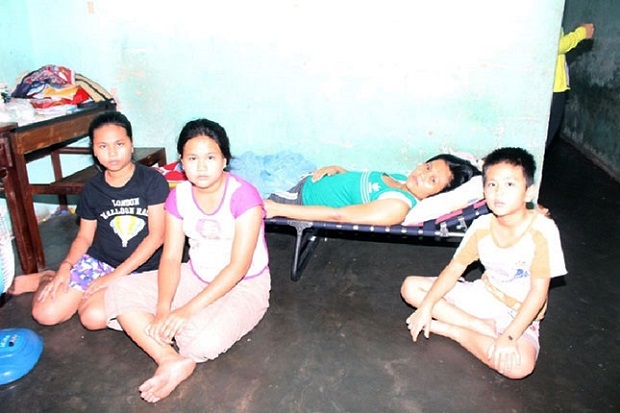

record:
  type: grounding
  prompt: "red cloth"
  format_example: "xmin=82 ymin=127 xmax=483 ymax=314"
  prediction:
xmin=29 ymin=87 xmax=90 ymax=108
xmin=154 ymin=162 xmax=187 ymax=186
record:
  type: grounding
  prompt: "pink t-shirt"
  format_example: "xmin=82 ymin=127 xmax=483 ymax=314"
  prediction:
xmin=165 ymin=173 xmax=269 ymax=282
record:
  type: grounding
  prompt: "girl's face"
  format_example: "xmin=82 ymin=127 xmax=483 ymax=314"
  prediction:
xmin=92 ymin=124 xmax=134 ymax=173
xmin=405 ymin=159 xmax=453 ymax=199
xmin=180 ymin=135 xmax=227 ymax=190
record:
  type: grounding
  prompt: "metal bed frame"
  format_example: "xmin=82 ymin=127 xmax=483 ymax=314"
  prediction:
xmin=265 ymin=200 xmax=489 ymax=281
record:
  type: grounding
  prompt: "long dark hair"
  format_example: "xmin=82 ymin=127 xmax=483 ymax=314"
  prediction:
xmin=177 ymin=118 xmax=232 ymax=166
xmin=88 ymin=111 xmax=133 ymax=143
xmin=426 ymin=154 xmax=481 ymax=193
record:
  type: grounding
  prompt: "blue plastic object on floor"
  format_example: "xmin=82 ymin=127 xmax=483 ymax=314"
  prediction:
xmin=0 ymin=328 xmax=44 ymax=385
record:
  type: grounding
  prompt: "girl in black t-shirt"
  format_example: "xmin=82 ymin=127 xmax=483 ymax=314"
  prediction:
xmin=27 ymin=111 xmax=169 ymax=330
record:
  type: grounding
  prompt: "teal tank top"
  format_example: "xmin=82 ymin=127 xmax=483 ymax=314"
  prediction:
xmin=301 ymin=171 xmax=418 ymax=208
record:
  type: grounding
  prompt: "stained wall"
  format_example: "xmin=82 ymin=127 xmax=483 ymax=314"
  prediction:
xmin=0 ymin=0 xmax=565 ymax=222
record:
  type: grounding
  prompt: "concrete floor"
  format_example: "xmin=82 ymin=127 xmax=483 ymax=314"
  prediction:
xmin=1 ymin=139 xmax=618 ymax=412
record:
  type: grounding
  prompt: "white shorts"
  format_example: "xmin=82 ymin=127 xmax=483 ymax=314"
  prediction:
xmin=442 ymin=278 xmax=540 ymax=355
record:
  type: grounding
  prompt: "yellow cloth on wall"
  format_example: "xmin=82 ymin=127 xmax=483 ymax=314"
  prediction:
xmin=553 ymin=26 xmax=588 ymax=93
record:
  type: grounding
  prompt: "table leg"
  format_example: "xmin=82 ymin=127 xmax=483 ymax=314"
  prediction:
xmin=0 ymin=135 xmax=45 ymax=274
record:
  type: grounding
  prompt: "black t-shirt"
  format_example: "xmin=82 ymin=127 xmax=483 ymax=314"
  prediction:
xmin=76 ymin=163 xmax=170 ymax=271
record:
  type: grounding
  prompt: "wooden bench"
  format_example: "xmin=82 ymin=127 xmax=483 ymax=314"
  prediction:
xmin=2 ymin=146 xmax=167 ymax=210
xmin=0 ymin=104 xmax=170 ymax=273
xmin=28 ymin=147 xmax=167 ymax=204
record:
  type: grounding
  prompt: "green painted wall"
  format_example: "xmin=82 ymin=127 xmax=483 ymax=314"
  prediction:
xmin=1 ymin=0 xmax=565 ymax=224
xmin=561 ymin=0 xmax=620 ymax=180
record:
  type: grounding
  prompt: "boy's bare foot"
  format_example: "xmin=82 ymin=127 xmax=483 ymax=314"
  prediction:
xmin=139 ymin=356 xmax=196 ymax=403
xmin=470 ymin=318 xmax=498 ymax=337
xmin=430 ymin=318 xmax=497 ymax=339
xmin=8 ymin=270 xmax=55 ymax=295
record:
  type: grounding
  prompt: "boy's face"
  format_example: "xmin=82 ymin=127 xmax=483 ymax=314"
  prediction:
xmin=483 ymin=162 xmax=534 ymax=217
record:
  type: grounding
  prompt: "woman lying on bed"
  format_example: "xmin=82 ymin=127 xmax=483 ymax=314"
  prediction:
xmin=265 ymin=154 xmax=480 ymax=226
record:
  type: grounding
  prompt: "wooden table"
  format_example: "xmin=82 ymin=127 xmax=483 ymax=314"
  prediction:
xmin=0 ymin=102 xmax=116 ymax=274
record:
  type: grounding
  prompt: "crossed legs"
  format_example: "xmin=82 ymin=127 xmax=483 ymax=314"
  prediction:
xmin=401 ymin=275 xmax=536 ymax=379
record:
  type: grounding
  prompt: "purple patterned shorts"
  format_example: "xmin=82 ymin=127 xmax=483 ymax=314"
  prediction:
xmin=68 ymin=254 xmax=115 ymax=292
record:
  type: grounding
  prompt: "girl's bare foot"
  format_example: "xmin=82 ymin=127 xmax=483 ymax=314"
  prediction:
xmin=138 ymin=356 xmax=196 ymax=403
xmin=8 ymin=270 xmax=55 ymax=295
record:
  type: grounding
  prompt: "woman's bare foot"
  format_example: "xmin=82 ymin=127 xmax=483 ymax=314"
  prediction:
xmin=263 ymin=199 xmax=276 ymax=219
xmin=8 ymin=270 xmax=55 ymax=295
xmin=536 ymin=203 xmax=550 ymax=217
xmin=138 ymin=356 xmax=196 ymax=403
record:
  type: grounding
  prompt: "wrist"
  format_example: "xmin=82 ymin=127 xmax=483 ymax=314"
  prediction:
xmin=502 ymin=332 xmax=517 ymax=342
xmin=575 ymin=26 xmax=587 ymax=40
xmin=156 ymin=303 xmax=171 ymax=314
xmin=60 ymin=260 xmax=74 ymax=269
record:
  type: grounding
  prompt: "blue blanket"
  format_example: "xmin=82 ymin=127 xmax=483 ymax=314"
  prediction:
xmin=229 ymin=151 xmax=316 ymax=199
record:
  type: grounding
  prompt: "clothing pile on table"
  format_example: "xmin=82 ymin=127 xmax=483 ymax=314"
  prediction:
xmin=10 ymin=64 xmax=113 ymax=109
xmin=1 ymin=65 xmax=114 ymax=124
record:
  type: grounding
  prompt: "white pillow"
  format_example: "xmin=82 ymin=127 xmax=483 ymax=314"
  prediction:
xmin=402 ymin=175 xmax=484 ymax=226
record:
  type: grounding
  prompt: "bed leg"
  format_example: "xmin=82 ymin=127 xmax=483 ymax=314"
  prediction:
xmin=289 ymin=221 xmax=320 ymax=281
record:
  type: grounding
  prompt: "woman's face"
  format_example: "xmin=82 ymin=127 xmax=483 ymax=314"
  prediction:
xmin=180 ymin=135 xmax=227 ymax=190
xmin=405 ymin=159 xmax=453 ymax=199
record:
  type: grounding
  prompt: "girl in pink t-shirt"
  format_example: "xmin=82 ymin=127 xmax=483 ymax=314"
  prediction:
xmin=105 ymin=118 xmax=270 ymax=403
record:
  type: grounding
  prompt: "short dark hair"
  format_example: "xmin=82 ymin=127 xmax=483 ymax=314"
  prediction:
xmin=483 ymin=147 xmax=536 ymax=187
xmin=88 ymin=111 xmax=133 ymax=142
xmin=426 ymin=153 xmax=481 ymax=193
xmin=177 ymin=118 xmax=232 ymax=166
